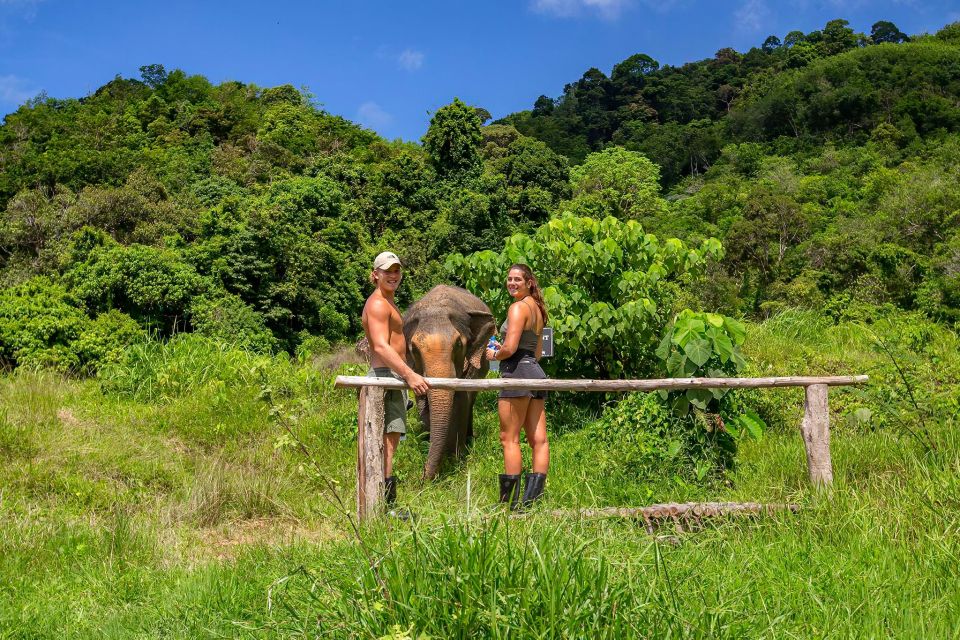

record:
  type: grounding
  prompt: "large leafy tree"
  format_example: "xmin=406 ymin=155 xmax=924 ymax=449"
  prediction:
xmin=422 ymin=98 xmax=483 ymax=179
xmin=447 ymin=215 xmax=724 ymax=379
xmin=567 ymin=147 xmax=668 ymax=220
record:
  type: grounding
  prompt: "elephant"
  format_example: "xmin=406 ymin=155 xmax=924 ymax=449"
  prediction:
xmin=403 ymin=285 xmax=496 ymax=479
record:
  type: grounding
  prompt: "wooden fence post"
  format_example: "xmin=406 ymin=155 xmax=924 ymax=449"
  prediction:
xmin=800 ymin=383 xmax=833 ymax=487
xmin=357 ymin=386 xmax=385 ymax=521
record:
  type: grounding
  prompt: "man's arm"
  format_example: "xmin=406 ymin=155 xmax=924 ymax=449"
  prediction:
xmin=366 ymin=299 xmax=430 ymax=395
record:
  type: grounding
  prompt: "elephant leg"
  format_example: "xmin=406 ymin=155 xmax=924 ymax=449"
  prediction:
xmin=466 ymin=392 xmax=477 ymax=446
xmin=449 ymin=391 xmax=473 ymax=458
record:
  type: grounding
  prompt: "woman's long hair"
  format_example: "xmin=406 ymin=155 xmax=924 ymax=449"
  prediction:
xmin=509 ymin=264 xmax=548 ymax=325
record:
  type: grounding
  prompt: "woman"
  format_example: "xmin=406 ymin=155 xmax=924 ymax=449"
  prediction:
xmin=486 ymin=264 xmax=549 ymax=508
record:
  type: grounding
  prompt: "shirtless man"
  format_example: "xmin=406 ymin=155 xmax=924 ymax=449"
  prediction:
xmin=361 ymin=251 xmax=430 ymax=508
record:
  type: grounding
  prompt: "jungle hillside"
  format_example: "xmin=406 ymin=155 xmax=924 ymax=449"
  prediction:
xmin=1 ymin=16 xmax=960 ymax=639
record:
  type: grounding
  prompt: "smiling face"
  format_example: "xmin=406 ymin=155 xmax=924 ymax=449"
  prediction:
xmin=374 ymin=264 xmax=403 ymax=293
xmin=506 ymin=267 xmax=530 ymax=300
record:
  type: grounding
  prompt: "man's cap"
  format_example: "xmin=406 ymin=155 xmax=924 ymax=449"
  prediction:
xmin=373 ymin=251 xmax=402 ymax=270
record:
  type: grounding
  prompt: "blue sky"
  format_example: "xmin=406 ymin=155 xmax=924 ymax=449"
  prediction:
xmin=1 ymin=0 xmax=958 ymax=141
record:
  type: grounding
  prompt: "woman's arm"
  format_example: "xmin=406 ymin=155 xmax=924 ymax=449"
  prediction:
xmin=494 ymin=302 xmax=527 ymax=360
xmin=535 ymin=331 xmax=543 ymax=362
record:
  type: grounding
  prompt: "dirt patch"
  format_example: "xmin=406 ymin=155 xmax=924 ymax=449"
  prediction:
xmin=56 ymin=408 xmax=82 ymax=428
xmin=311 ymin=344 xmax=367 ymax=371
xmin=197 ymin=517 xmax=343 ymax=561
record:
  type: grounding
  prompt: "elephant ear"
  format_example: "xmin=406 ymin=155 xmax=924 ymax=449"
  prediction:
xmin=463 ymin=310 xmax=496 ymax=378
xmin=355 ymin=337 xmax=371 ymax=363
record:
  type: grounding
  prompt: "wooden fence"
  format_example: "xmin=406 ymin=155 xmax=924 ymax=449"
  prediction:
xmin=334 ymin=375 xmax=868 ymax=521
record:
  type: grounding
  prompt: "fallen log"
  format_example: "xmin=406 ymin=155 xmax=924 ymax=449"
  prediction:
xmin=525 ymin=501 xmax=800 ymax=532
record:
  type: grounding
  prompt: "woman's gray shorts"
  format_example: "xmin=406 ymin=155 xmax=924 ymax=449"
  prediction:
xmin=367 ymin=368 xmax=408 ymax=435
xmin=498 ymin=354 xmax=548 ymax=400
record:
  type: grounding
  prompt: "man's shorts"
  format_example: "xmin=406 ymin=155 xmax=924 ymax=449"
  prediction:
xmin=367 ymin=368 xmax=408 ymax=436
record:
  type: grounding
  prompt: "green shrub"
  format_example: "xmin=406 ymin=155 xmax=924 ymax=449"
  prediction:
xmin=72 ymin=310 xmax=146 ymax=373
xmin=189 ymin=293 xmax=276 ymax=353
xmin=0 ymin=277 xmax=145 ymax=373
xmin=273 ymin=520 xmax=648 ymax=638
xmin=65 ymin=239 xmax=212 ymax=334
xmin=655 ymin=309 xmax=747 ymax=414
xmin=98 ymin=334 xmax=321 ymax=402
xmin=0 ymin=277 xmax=89 ymax=371
xmin=448 ymin=215 xmax=724 ymax=380
xmin=586 ymin=391 xmax=744 ymax=483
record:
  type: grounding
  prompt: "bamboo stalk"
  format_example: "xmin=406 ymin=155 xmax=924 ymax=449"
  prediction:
xmin=335 ymin=374 xmax=868 ymax=392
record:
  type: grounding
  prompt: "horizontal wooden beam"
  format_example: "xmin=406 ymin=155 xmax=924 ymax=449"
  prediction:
xmin=335 ymin=374 xmax=868 ymax=392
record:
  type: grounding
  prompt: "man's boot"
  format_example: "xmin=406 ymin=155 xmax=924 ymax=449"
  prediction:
xmin=498 ymin=474 xmax=521 ymax=509
xmin=384 ymin=476 xmax=412 ymax=520
xmin=384 ymin=476 xmax=398 ymax=506
xmin=519 ymin=472 xmax=546 ymax=509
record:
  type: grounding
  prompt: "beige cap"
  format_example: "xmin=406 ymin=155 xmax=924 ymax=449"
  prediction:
xmin=373 ymin=251 xmax=402 ymax=270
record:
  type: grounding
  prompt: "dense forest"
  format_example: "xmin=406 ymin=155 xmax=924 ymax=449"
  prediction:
xmin=1 ymin=18 xmax=959 ymax=375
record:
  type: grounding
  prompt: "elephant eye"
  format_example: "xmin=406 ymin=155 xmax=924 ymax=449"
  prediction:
xmin=410 ymin=343 xmax=424 ymax=371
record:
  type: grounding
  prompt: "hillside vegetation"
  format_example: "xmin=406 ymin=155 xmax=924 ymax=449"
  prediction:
xmin=1 ymin=20 xmax=960 ymax=371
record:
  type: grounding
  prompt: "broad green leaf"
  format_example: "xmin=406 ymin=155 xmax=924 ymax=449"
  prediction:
xmin=723 ymin=317 xmax=747 ymax=345
xmin=686 ymin=388 xmax=712 ymax=410
xmin=655 ymin=330 xmax=673 ymax=360
xmin=673 ymin=316 xmax=705 ymax=347
xmin=705 ymin=312 xmax=724 ymax=328
xmin=665 ymin=352 xmax=686 ymax=377
xmin=707 ymin=327 xmax=734 ymax=362
xmin=683 ymin=338 xmax=712 ymax=367
xmin=740 ymin=409 xmax=765 ymax=440
xmin=848 ymin=407 xmax=873 ymax=427
xmin=670 ymin=394 xmax=690 ymax=415
xmin=730 ymin=350 xmax=747 ymax=371
xmin=725 ymin=419 xmax=741 ymax=438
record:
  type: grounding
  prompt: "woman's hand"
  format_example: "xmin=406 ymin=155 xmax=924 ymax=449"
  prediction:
xmin=486 ymin=339 xmax=501 ymax=361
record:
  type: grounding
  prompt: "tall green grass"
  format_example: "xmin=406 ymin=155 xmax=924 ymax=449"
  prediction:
xmin=0 ymin=310 xmax=958 ymax=637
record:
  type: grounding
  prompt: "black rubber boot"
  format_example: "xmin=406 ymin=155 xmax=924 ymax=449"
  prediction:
xmin=384 ymin=477 xmax=414 ymax=521
xmin=519 ymin=473 xmax=546 ymax=509
xmin=498 ymin=474 xmax=521 ymax=509
xmin=384 ymin=476 xmax=398 ymax=506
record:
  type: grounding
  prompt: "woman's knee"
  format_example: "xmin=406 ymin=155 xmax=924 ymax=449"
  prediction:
xmin=499 ymin=429 xmax=520 ymax=448
xmin=527 ymin=430 xmax=548 ymax=449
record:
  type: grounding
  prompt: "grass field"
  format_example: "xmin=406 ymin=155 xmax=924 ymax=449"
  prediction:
xmin=1 ymin=311 xmax=958 ymax=638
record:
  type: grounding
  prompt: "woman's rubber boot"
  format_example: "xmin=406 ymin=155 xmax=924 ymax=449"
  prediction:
xmin=498 ymin=474 xmax=521 ymax=510
xmin=519 ymin=473 xmax=546 ymax=509
xmin=384 ymin=476 xmax=412 ymax=521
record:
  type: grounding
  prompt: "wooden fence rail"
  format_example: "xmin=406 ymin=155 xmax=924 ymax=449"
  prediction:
xmin=335 ymin=375 xmax=868 ymax=521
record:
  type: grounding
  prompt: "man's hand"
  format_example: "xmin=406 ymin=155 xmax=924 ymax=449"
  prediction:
xmin=405 ymin=371 xmax=431 ymax=396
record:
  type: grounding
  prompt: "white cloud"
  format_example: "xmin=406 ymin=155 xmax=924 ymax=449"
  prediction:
xmin=0 ymin=74 xmax=39 ymax=105
xmin=531 ymin=0 xmax=630 ymax=20
xmin=734 ymin=0 xmax=770 ymax=33
xmin=0 ymin=0 xmax=43 ymax=18
xmin=583 ymin=0 xmax=629 ymax=18
xmin=356 ymin=101 xmax=393 ymax=130
xmin=398 ymin=48 xmax=425 ymax=71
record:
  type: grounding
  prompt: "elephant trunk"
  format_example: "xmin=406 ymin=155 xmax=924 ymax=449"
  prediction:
xmin=418 ymin=345 xmax=458 ymax=480
xmin=423 ymin=386 xmax=455 ymax=479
